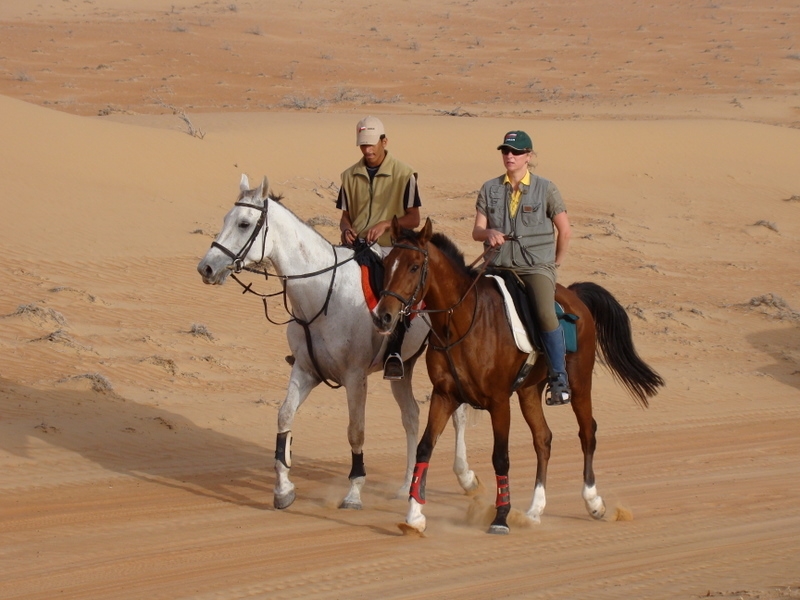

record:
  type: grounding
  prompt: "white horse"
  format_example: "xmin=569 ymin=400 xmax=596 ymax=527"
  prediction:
xmin=197 ymin=175 xmax=479 ymax=510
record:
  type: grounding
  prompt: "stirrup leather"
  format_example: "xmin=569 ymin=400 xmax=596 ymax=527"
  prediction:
xmin=510 ymin=352 xmax=536 ymax=393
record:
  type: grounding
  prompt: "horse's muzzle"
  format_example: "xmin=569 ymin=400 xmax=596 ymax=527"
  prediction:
xmin=197 ymin=258 xmax=230 ymax=285
xmin=371 ymin=309 xmax=396 ymax=334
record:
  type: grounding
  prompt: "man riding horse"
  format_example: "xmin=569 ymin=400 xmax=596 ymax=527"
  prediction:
xmin=336 ymin=116 xmax=422 ymax=380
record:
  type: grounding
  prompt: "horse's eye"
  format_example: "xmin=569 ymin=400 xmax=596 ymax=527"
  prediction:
xmin=410 ymin=264 xmax=420 ymax=273
xmin=238 ymin=220 xmax=250 ymax=229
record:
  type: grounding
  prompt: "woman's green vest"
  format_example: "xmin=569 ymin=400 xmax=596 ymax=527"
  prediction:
xmin=481 ymin=173 xmax=556 ymax=268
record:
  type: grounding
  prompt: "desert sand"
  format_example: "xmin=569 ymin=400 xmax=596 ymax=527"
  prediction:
xmin=1 ymin=1 xmax=799 ymax=599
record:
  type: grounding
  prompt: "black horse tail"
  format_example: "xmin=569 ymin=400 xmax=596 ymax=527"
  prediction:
xmin=568 ymin=281 xmax=665 ymax=408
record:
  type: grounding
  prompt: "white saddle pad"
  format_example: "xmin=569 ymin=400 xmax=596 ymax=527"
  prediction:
xmin=486 ymin=274 xmax=533 ymax=354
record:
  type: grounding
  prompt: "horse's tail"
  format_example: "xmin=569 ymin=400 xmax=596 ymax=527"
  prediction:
xmin=568 ymin=281 xmax=665 ymax=408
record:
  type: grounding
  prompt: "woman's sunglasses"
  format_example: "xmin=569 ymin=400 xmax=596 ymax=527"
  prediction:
xmin=500 ymin=148 xmax=529 ymax=156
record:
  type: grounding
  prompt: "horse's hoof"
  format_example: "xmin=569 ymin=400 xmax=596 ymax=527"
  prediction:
xmin=589 ymin=504 xmax=606 ymax=520
xmin=584 ymin=494 xmax=606 ymax=520
xmin=582 ymin=485 xmax=606 ymax=520
xmin=487 ymin=524 xmax=510 ymax=535
xmin=525 ymin=512 xmax=542 ymax=525
xmin=461 ymin=473 xmax=484 ymax=497
xmin=398 ymin=522 xmax=426 ymax=537
xmin=274 ymin=490 xmax=296 ymax=510
xmin=339 ymin=500 xmax=363 ymax=510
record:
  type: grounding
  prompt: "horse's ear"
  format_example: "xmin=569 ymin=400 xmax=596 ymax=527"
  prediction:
xmin=391 ymin=216 xmax=402 ymax=240
xmin=419 ymin=217 xmax=433 ymax=244
xmin=239 ymin=173 xmax=250 ymax=192
xmin=258 ymin=176 xmax=270 ymax=201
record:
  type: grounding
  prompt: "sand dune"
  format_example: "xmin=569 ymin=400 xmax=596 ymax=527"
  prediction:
xmin=1 ymin=1 xmax=800 ymax=599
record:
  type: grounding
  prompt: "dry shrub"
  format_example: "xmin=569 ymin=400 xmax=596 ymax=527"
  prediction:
xmin=189 ymin=323 xmax=214 ymax=340
xmin=748 ymin=294 xmax=800 ymax=322
xmin=753 ymin=219 xmax=778 ymax=232
xmin=11 ymin=303 xmax=67 ymax=326
xmin=57 ymin=373 xmax=113 ymax=393
xmin=143 ymin=355 xmax=178 ymax=375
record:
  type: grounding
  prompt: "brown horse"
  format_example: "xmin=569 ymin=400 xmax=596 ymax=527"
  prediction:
xmin=373 ymin=218 xmax=664 ymax=535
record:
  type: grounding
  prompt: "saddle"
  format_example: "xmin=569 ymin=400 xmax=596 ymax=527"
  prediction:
xmin=351 ymin=241 xmax=423 ymax=316
xmin=487 ymin=270 xmax=578 ymax=354
xmin=352 ymin=242 xmax=385 ymax=311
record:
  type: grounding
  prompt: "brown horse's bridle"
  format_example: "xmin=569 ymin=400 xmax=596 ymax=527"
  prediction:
xmin=382 ymin=240 xmax=498 ymax=340
xmin=383 ymin=239 xmax=500 ymax=350
xmin=383 ymin=239 xmax=495 ymax=409
xmin=379 ymin=242 xmax=429 ymax=316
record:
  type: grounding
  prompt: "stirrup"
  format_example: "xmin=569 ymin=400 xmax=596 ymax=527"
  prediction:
xmin=383 ymin=353 xmax=404 ymax=380
xmin=545 ymin=373 xmax=571 ymax=406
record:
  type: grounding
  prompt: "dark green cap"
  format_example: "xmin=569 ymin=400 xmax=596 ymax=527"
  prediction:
xmin=497 ymin=130 xmax=533 ymax=152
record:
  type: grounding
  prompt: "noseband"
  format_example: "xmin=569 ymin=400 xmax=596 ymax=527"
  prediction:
xmin=210 ymin=198 xmax=269 ymax=273
xmin=379 ymin=242 xmax=428 ymax=315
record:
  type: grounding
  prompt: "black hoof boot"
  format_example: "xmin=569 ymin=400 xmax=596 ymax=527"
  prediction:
xmin=487 ymin=504 xmax=511 ymax=535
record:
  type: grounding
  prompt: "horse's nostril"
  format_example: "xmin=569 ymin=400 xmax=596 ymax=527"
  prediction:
xmin=382 ymin=313 xmax=392 ymax=324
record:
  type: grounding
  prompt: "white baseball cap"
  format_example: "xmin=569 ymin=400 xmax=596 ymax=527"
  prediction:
xmin=356 ymin=116 xmax=385 ymax=146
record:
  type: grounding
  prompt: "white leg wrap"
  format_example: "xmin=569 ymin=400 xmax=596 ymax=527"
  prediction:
xmin=274 ymin=460 xmax=296 ymax=509
xmin=526 ymin=483 xmax=546 ymax=524
xmin=405 ymin=497 xmax=427 ymax=532
xmin=582 ymin=484 xmax=606 ymax=520
xmin=340 ymin=476 xmax=365 ymax=510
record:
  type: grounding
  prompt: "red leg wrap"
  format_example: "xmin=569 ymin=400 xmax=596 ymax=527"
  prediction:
xmin=496 ymin=475 xmax=510 ymax=508
xmin=409 ymin=462 xmax=429 ymax=505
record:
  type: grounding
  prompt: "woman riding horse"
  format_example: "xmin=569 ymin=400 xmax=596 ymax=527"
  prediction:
xmin=374 ymin=218 xmax=664 ymax=534
xmin=472 ymin=130 xmax=572 ymax=404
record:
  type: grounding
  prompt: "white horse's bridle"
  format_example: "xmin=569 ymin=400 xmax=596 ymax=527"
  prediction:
xmin=211 ymin=197 xmax=269 ymax=273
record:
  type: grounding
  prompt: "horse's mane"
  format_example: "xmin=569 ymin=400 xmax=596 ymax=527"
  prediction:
xmin=241 ymin=188 xmax=336 ymax=247
xmin=396 ymin=228 xmax=477 ymax=278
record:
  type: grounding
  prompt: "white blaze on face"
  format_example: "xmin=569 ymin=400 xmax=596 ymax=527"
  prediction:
xmin=387 ymin=258 xmax=399 ymax=282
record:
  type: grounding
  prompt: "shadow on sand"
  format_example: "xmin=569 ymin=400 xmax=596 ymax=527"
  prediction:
xmin=746 ymin=326 xmax=800 ymax=393
xmin=0 ymin=377 xmax=359 ymax=509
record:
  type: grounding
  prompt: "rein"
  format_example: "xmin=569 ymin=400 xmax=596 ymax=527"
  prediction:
xmin=387 ymin=243 xmax=496 ymax=349
xmin=212 ymin=195 xmax=376 ymax=389
xmin=383 ymin=241 xmax=497 ymax=409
